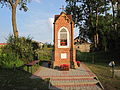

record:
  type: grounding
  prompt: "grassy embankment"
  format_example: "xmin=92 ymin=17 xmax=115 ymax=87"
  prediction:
xmin=86 ymin=63 xmax=120 ymax=90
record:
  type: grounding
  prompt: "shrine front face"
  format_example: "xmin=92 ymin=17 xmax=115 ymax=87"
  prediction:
xmin=53 ymin=12 xmax=76 ymax=68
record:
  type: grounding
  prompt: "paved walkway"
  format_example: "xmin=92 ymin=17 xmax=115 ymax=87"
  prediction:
xmin=31 ymin=62 xmax=103 ymax=90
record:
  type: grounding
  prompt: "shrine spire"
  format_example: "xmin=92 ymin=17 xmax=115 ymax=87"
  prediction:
xmin=60 ymin=5 xmax=65 ymax=12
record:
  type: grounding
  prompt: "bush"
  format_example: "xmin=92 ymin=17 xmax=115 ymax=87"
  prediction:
xmin=0 ymin=52 xmax=23 ymax=68
xmin=3 ymin=35 xmax=34 ymax=63
xmin=0 ymin=35 xmax=35 ymax=68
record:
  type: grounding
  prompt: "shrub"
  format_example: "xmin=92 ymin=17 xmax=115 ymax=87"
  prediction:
xmin=0 ymin=52 xmax=23 ymax=68
xmin=3 ymin=35 xmax=34 ymax=63
xmin=0 ymin=35 xmax=36 ymax=68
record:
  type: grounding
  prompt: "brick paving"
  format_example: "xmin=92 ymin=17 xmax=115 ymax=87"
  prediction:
xmin=31 ymin=62 xmax=103 ymax=90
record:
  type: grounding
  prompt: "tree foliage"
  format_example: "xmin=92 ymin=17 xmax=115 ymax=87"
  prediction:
xmin=0 ymin=0 xmax=30 ymax=37
xmin=65 ymin=0 xmax=120 ymax=52
xmin=1 ymin=35 xmax=34 ymax=64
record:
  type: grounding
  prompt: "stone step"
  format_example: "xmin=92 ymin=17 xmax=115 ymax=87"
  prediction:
xmin=31 ymin=75 xmax=96 ymax=79
xmin=49 ymin=76 xmax=95 ymax=79
xmin=51 ymin=78 xmax=98 ymax=83
xmin=49 ymin=84 xmax=102 ymax=90
xmin=49 ymin=77 xmax=102 ymax=90
xmin=39 ymin=74 xmax=96 ymax=79
xmin=50 ymin=79 xmax=99 ymax=86
xmin=51 ymin=77 xmax=95 ymax=81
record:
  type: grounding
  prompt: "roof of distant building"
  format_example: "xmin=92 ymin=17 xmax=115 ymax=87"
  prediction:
xmin=0 ymin=43 xmax=7 ymax=45
xmin=74 ymin=36 xmax=91 ymax=44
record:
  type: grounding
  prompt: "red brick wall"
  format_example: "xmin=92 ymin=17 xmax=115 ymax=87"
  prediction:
xmin=53 ymin=13 xmax=76 ymax=67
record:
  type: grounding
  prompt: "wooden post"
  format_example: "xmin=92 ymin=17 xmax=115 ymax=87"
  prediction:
xmin=31 ymin=66 xmax=32 ymax=73
xmin=112 ymin=66 xmax=114 ymax=78
xmin=109 ymin=61 xmax=115 ymax=78
xmin=112 ymin=61 xmax=115 ymax=78
xmin=13 ymin=64 xmax=16 ymax=71
xmin=27 ymin=66 xmax=29 ymax=72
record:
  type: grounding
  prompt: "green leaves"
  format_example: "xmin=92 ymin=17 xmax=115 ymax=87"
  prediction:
xmin=0 ymin=51 xmax=24 ymax=68
xmin=2 ymin=35 xmax=34 ymax=64
xmin=37 ymin=48 xmax=52 ymax=61
xmin=65 ymin=0 xmax=120 ymax=52
xmin=19 ymin=2 xmax=28 ymax=12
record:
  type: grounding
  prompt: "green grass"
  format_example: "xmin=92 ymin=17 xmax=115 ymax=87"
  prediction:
xmin=0 ymin=66 xmax=49 ymax=90
xmin=37 ymin=48 xmax=52 ymax=61
xmin=86 ymin=63 xmax=120 ymax=90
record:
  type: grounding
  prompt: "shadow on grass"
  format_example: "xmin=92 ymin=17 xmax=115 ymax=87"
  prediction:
xmin=0 ymin=67 xmax=59 ymax=90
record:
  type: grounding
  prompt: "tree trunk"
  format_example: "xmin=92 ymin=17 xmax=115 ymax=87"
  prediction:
xmin=105 ymin=45 xmax=107 ymax=52
xmin=94 ymin=8 xmax=99 ymax=48
xmin=94 ymin=33 xmax=99 ymax=48
xmin=117 ymin=0 xmax=120 ymax=29
xmin=96 ymin=33 xmax=99 ymax=44
xmin=104 ymin=0 xmax=107 ymax=15
xmin=111 ymin=0 xmax=115 ymax=30
xmin=94 ymin=34 xmax=97 ymax=48
xmin=12 ymin=4 xmax=18 ymax=38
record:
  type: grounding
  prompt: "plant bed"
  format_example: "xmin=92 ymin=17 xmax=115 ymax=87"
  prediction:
xmin=60 ymin=64 xmax=69 ymax=71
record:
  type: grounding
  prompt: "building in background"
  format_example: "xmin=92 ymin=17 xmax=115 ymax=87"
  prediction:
xmin=74 ymin=36 xmax=91 ymax=52
xmin=0 ymin=43 xmax=7 ymax=48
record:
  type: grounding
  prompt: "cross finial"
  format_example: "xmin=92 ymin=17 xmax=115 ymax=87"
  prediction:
xmin=60 ymin=5 xmax=65 ymax=12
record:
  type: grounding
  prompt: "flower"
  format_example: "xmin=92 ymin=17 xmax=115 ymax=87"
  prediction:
xmin=76 ymin=61 xmax=80 ymax=67
xmin=60 ymin=64 xmax=69 ymax=70
xmin=77 ymin=61 xmax=80 ymax=64
xmin=60 ymin=64 xmax=69 ymax=67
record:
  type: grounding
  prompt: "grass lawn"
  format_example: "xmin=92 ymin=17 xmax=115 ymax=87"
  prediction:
xmin=0 ymin=65 xmax=49 ymax=90
xmin=86 ymin=63 xmax=120 ymax=90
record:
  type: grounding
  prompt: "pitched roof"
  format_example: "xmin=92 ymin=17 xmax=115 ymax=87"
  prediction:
xmin=0 ymin=43 xmax=7 ymax=45
xmin=74 ymin=36 xmax=91 ymax=44
xmin=54 ymin=12 xmax=73 ymax=22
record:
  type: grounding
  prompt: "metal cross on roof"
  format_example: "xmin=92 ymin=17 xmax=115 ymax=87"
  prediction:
xmin=60 ymin=5 xmax=65 ymax=12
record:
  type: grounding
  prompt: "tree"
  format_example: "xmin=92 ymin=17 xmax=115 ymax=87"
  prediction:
xmin=0 ymin=0 xmax=29 ymax=37
xmin=65 ymin=0 xmax=110 ymax=50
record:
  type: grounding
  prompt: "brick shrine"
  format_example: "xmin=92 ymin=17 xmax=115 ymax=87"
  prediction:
xmin=53 ymin=12 xmax=78 ymax=69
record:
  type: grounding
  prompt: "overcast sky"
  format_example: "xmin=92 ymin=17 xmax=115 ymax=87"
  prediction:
xmin=0 ymin=0 xmax=79 ymax=43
